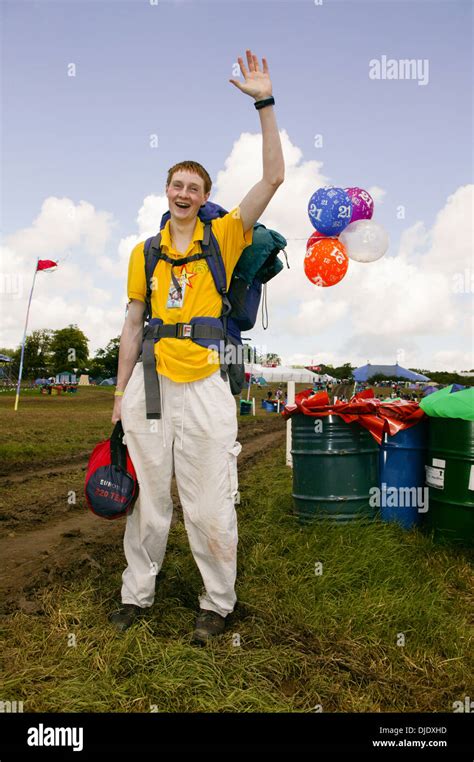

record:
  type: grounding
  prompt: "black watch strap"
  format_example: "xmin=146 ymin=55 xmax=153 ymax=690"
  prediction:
xmin=254 ymin=96 xmax=275 ymax=110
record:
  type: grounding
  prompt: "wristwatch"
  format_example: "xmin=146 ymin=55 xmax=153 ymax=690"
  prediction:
xmin=254 ymin=96 xmax=275 ymax=110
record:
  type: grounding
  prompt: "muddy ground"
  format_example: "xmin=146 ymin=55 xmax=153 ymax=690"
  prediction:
xmin=0 ymin=416 xmax=286 ymax=614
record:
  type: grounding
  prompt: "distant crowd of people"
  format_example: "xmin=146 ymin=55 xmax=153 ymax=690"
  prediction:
xmin=39 ymin=377 xmax=78 ymax=394
xmin=259 ymin=380 xmax=422 ymax=407
xmin=355 ymin=381 xmax=420 ymax=402
xmin=266 ymin=385 xmax=285 ymax=402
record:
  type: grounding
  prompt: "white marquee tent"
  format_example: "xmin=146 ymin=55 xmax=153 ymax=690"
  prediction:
xmin=244 ymin=364 xmax=317 ymax=384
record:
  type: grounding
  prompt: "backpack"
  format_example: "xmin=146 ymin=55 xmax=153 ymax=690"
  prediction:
xmin=140 ymin=202 xmax=287 ymax=419
xmin=84 ymin=421 xmax=139 ymax=519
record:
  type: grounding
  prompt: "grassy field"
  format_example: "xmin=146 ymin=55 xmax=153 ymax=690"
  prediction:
xmin=0 ymin=382 xmax=298 ymax=474
xmin=0 ymin=378 xmax=417 ymax=472
xmin=1 ymin=396 xmax=473 ymax=711
xmin=0 ymin=387 xmax=116 ymax=474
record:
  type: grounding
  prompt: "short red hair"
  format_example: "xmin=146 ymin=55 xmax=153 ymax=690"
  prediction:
xmin=166 ymin=161 xmax=212 ymax=194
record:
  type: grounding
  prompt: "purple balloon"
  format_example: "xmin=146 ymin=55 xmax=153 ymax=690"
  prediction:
xmin=344 ymin=187 xmax=374 ymax=222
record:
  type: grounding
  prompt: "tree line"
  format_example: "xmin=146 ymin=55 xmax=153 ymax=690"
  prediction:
xmin=0 ymin=325 xmax=119 ymax=381
xmin=1 ymin=328 xmax=472 ymax=386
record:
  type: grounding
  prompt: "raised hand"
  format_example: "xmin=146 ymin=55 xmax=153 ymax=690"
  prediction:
xmin=229 ymin=49 xmax=273 ymax=101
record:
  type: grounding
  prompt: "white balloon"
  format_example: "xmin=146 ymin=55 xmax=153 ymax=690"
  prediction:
xmin=339 ymin=219 xmax=389 ymax=263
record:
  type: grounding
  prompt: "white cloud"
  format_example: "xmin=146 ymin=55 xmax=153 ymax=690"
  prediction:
xmin=136 ymin=194 xmax=169 ymax=236
xmin=397 ymin=220 xmax=429 ymax=261
xmin=284 ymin=350 xmax=343 ymax=367
xmin=6 ymin=197 xmax=115 ymax=258
xmin=102 ymin=194 xmax=169 ymax=280
xmin=425 ymin=184 xmax=473 ymax=275
xmin=0 ymin=197 xmax=120 ymax=353
xmin=368 ymin=185 xmax=387 ymax=205
xmin=432 ymin=349 xmax=474 ymax=372
xmin=214 ymin=129 xmax=329 ymax=238
xmin=287 ymin=296 xmax=348 ymax=334
xmin=348 ymin=257 xmax=456 ymax=335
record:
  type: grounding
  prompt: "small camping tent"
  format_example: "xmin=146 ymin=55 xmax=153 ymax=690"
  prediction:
xmin=55 ymin=371 xmax=77 ymax=384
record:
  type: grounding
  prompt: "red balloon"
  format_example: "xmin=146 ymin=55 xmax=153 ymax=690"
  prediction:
xmin=306 ymin=230 xmax=328 ymax=254
xmin=304 ymin=239 xmax=349 ymax=287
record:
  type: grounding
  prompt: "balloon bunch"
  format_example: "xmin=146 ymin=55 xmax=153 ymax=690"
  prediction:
xmin=305 ymin=186 xmax=389 ymax=287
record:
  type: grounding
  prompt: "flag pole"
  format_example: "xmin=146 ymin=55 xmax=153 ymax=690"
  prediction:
xmin=14 ymin=258 xmax=39 ymax=411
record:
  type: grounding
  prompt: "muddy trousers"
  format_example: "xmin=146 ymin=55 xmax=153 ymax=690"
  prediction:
xmin=120 ymin=361 xmax=241 ymax=617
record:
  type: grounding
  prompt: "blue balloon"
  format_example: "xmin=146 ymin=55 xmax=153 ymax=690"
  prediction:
xmin=308 ymin=187 xmax=353 ymax=236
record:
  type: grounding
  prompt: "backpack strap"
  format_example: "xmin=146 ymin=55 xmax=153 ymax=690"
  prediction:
xmin=201 ymin=223 xmax=233 ymax=384
xmin=142 ymin=235 xmax=162 ymax=418
xmin=144 ymin=235 xmax=159 ymax=323
xmin=202 ymin=223 xmax=232 ymax=317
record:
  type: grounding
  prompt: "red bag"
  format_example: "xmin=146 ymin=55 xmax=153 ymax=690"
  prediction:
xmin=84 ymin=421 xmax=139 ymax=519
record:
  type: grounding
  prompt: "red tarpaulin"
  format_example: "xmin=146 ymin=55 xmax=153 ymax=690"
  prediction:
xmin=282 ymin=388 xmax=426 ymax=445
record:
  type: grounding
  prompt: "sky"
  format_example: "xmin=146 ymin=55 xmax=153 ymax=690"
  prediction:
xmin=1 ymin=0 xmax=473 ymax=372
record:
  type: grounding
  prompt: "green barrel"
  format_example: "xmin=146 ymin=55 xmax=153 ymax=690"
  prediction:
xmin=239 ymin=400 xmax=252 ymax=416
xmin=291 ymin=413 xmax=379 ymax=523
xmin=424 ymin=419 xmax=474 ymax=545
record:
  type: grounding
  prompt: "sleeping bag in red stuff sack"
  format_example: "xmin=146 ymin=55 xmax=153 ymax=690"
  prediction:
xmin=84 ymin=421 xmax=139 ymax=519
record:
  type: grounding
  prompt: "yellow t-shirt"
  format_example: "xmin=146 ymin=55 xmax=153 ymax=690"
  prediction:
xmin=127 ymin=207 xmax=253 ymax=383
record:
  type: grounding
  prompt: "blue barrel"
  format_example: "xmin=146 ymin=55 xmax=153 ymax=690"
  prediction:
xmin=262 ymin=400 xmax=277 ymax=412
xmin=379 ymin=419 xmax=428 ymax=529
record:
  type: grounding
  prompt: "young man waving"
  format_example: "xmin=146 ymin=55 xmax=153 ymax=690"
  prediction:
xmin=110 ymin=49 xmax=284 ymax=645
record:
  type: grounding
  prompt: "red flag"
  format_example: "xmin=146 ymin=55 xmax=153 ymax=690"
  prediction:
xmin=37 ymin=259 xmax=58 ymax=271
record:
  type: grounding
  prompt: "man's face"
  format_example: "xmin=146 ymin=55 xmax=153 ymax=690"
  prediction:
xmin=166 ymin=170 xmax=210 ymax=222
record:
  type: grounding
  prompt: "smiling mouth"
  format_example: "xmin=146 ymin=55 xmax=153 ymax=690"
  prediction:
xmin=175 ymin=202 xmax=191 ymax=209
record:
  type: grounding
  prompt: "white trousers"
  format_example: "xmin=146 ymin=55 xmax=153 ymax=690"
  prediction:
xmin=120 ymin=361 xmax=241 ymax=617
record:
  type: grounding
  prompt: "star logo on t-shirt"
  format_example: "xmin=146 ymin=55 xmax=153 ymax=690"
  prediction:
xmin=177 ymin=264 xmax=197 ymax=288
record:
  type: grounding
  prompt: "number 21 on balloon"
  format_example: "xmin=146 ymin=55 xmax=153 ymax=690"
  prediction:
xmin=309 ymin=203 xmax=322 ymax=222
xmin=338 ymin=205 xmax=351 ymax=219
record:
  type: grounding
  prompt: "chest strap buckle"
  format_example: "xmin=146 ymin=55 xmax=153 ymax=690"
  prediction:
xmin=176 ymin=323 xmax=193 ymax=338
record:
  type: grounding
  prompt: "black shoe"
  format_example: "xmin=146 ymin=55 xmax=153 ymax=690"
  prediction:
xmin=109 ymin=603 xmax=145 ymax=632
xmin=192 ymin=609 xmax=226 ymax=646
